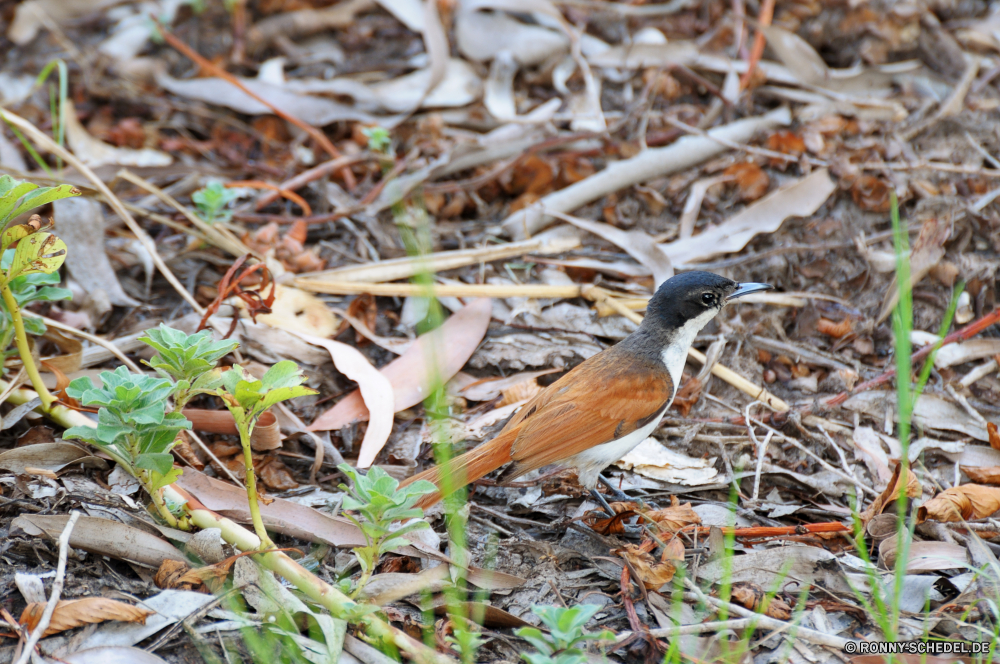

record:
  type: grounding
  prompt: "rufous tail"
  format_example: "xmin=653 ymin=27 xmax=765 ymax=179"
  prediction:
xmin=402 ymin=430 xmax=516 ymax=509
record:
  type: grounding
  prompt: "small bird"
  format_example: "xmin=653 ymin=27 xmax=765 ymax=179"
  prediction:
xmin=402 ymin=271 xmax=773 ymax=510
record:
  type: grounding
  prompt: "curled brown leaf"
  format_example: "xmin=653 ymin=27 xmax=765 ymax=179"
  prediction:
xmin=916 ymin=484 xmax=1000 ymax=523
xmin=19 ymin=598 xmax=153 ymax=637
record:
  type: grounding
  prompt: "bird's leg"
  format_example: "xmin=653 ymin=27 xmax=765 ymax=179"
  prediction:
xmin=598 ymin=474 xmax=633 ymax=503
xmin=590 ymin=488 xmax=619 ymax=518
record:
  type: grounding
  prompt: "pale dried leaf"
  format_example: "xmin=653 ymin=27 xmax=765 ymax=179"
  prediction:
xmin=20 ymin=598 xmax=154 ymax=636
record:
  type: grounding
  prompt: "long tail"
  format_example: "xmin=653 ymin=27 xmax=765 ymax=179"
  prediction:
xmin=402 ymin=430 xmax=516 ymax=509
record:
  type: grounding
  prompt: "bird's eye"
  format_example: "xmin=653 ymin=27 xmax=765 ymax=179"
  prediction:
xmin=701 ymin=293 xmax=716 ymax=305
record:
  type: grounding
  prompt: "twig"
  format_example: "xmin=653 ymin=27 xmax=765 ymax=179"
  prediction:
xmin=255 ymin=154 xmax=368 ymax=209
xmin=663 ymin=116 xmax=827 ymax=167
xmin=14 ymin=511 xmax=80 ymax=664
xmin=154 ymin=26 xmax=356 ymax=191
xmin=740 ymin=0 xmax=776 ymax=88
xmin=615 ymin=618 xmax=755 ymax=641
xmin=0 ymin=109 xmax=206 ymax=317
xmin=29 ymin=315 xmax=141 ymax=373
xmin=683 ymin=580 xmax=850 ymax=649
xmin=825 ymin=305 xmax=1000 ymax=407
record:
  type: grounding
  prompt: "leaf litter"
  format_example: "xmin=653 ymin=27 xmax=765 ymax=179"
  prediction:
xmin=4 ymin=0 xmax=1000 ymax=662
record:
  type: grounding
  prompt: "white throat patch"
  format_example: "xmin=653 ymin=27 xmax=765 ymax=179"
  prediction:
xmin=660 ymin=308 xmax=719 ymax=391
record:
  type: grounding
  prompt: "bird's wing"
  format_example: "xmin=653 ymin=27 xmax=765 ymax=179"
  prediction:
xmin=505 ymin=353 xmax=673 ymax=475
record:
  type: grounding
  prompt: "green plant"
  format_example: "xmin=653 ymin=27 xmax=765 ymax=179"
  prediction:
xmin=0 ymin=252 xmax=71 ymax=361
xmin=337 ymin=464 xmax=436 ymax=597
xmin=64 ymin=367 xmax=192 ymax=527
xmin=139 ymin=324 xmax=238 ymax=409
xmin=362 ymin=126 xmax=392 ymax=155
xmin=516 ymin=605 xmax=614 ymax=664
xmin=192 ymin=181 xmax=240 ymax=225
xmin=0 ymin=175 xmax=80 ymax=409
xmin=219 ymin=362 xmax=317 ymax=549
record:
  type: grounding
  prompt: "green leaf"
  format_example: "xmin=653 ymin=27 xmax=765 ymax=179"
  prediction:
xmin=149 ymin=466 xmax=183 ymax=491
xmin=0 ymin=178 xmax=38 ymax=225
xmin=5 ymin=183 xmax=80 ymax=223
xmin=136 ymin=452 xmax=175 ymax=475
xmin=6 ymin=232 xmax=67 ymax=281
xmin=514 ymin=628 xmax=553 ymax=656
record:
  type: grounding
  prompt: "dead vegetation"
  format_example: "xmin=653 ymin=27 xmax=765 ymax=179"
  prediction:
xmin=2 ymin=0 xmax=1000 ymax=662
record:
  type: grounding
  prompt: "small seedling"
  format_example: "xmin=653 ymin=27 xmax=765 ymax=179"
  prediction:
xmin=515 ymin=605 xmax=615 ymax=664
xmin=361 ymin=126 xmax=392 ymax=155
xmin=192 ymin=181 xmax=240 ymax=225
xmin=337 ymin=464 xmax=436 ymax=597
xmin=139 ymin=324 xmax=238 ymax=409
xmin=219 ymin=362 xmax=317 ymax=549
xmin=64 ymin=367 xmax=192 ymax=527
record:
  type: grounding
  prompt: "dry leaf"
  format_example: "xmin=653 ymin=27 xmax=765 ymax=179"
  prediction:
xmin=347 ymin=294 xmax=379 ymax=347
xmin=729 ymin=582 xmax=793 ymax=620
xmin=860 ymin=461 xmax=922 ymax=525
xmin=723 ymin=163 xmax=770 ymax=202
xmin=917 ymin=484 xmax=1000 ymax=523
xmin=989 ymin=422 xmax=1000 ymax=451
xmin=962 ymin=466 xmax=1000 ymax=484
xmin=670 ymin=377 xmax=702 ymax=416
xmin=257 ymin=456 xmax=299 ymax=491
xmin=583 ymin=501 xmax=639 ymax=535
xmin=616 ymin=540 xmax=676 ymax=589
xmin=646 ymin=496 xmax=702 ymax=532
xmin=850 ymin=176 xmax=891 ymax=212
xmin=154 ymin=560 xmax=205 ymax=592
xmin=662 ymin=538 xmax=686 ymax=562
xmin=289 ymin=331 xmax=394 ymax=467
xmin=19 ymin=598 xmax=154 ymax=637
xmin=234 ymin=284 xmax=339 ymax=337
xmin=308 ymin=298 xmax=491 ymax=433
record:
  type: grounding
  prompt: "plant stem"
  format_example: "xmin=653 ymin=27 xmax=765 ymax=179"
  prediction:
xmin=2 ymin=285 xmax=54 ymax=410
xmin=144 ymin=471 xmax=182 ymax=529
xmin=235 ymin=416 xmax=272 ymax=549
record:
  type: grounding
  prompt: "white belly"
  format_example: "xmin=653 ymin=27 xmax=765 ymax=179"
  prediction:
xmin=563 ymin=406 xmax=669 ymax=488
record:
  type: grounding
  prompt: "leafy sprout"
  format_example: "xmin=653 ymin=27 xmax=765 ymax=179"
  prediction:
xmin=516 ymin=605 xmax=615 ymax=664
xmin=64 ymin=366 xmax=193 ymax=526
xmin=361 ymin=126 xmax=392 ymax=154
xmin=192 ymin=181 xmax=240 ymax=224
xmin=337 ymin=464 xmax=436 ymax=597
xmin=219 ymin=362 xmax=318 ymax=549
xmin=139 ymin=324 xmax=238 ymax=409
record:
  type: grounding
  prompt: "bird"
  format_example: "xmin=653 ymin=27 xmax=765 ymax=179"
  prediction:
xmin=401 ymin=271 xmax=773 ymax=511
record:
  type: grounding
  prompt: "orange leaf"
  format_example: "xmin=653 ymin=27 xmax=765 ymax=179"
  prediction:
xmin=917 ymin=484 xmax=1000 ymax=523
xmin=645 ymin=496 xmax=702 ymax=532
xmin=723 ymin=163 xmax=770 ymax=202
xmin=962 ymin=466 xmax=1000 ymax=484
xmin=20 ymin=598 xmax=153 ymax=637
xmin=730 ymin=582 xmax=792 ymax=620
xmin=989 ymin=422 xmax=1000 ymax=451
xmin=616 ymin=542 xmax=676 ymax=589
xmin=860 ymin=461 xmax=921 ymax=525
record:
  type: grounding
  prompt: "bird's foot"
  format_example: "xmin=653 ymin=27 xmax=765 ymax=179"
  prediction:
xmin=598 ymin=475 xmax=655 ymax=509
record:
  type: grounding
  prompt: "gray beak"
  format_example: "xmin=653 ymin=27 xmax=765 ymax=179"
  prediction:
xmin=726 ymin=282 xmax=774 ymax=301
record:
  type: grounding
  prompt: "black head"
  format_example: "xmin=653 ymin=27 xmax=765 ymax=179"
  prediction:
xmin=641 ymin=271 xmax=772 ymax=336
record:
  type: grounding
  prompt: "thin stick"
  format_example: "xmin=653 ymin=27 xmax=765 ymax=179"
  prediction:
xmin=187 ymin=429 xmax=244 ymax=488
xmin=740 ymin=0 xmax=776 ymax=88
xmin=117 ymin=169 xmax=256 ymax=259
xmin=0 ymin=109 xmax=205 ymax=316
xmin=30 ymin=314 xmax=141 ymax=373
xmin=14 ymin=511 xmax=80 ymax=664
xmin=155 ymin=27 xmax=355 ymax=190
xmin=614 ymin=618 xmax=755 ymax=641
xmin=255 ymin=154 xmax=367 ymax=209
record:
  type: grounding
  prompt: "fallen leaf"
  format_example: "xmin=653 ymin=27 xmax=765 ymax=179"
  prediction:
xmin=990 ymin=422 xmax=1000 ymax=451
xmin=860 ymin=461 xmax=922 ymax=525
xmin=346 ymin=294 xmax=379 ymax=346
xmin=877 ymin=217 xmax=950 ymax=323
xmin=11 ymin=514 xmax=187 ymax=568
xmin=917 ymin=484 xmax=1000 ymax=523
xmin=154 ymin=560 xmax=205 ymax=592
xmin=645 ymin=496 xmax=702 ymax=532
xmin=308 ymin=298 xmax=491 ymax=433
xmin=616 ymin=540 xmax=676 ymax=589
xmin=64 ymin=100 xmax=171 ymax=168
xmin=729 ymin=582 xmax=793 ymax=620
xmin=289 ymin=331 xmax=394 ymax=467
xmin=662 ymin=169 xmax=836 ymax=266
xmin=20 ymin=598 xmax=154 ymax=637
xmin=0 ymin=442 xmax=106 ymax=474
xmin=61 ymin=646 xmax=170 ymax=664
xmin=582 ymin=501 xmax=640 ymax=535
xmin=233 ymin=284 xmax=339 ymax=337
xmin=662 ymin=538 xmax=686 ymax=562
xmin=670 ymin=376 xmax=702 ymax=416
xmin=615 ymin=438 xmax=719 ymax=485
xmin=962 ymin=466 xmax=1000 ymax=484
xmin=553 ymin=212 xmax=673 ymax=287
xmin=850 ymin=175 xmax=891 ymax=212
xmin=460 ymin=368 xmax=561 ymax=402
xmin=257 ymin=456 xmax=299 ymax=491
xmin=723 ymin=163 xmax=770 ymax=202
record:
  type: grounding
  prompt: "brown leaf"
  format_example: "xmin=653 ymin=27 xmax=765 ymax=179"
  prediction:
xmin=860 ymin=462 xmax=922 ymax=525
xmin=670 ymin=377 xmax=702 ymax=416
xmin=645 ymin=496 xmax=702 ymax=532
xmin=765 ymin=130 xmax=806 ymax=157
xmin=616 ymin=541 xmax=676 ymax=589
xmin=850 ymin=176 xmax=891 ymax=212
xmin=347 ymin=294 xmax=378 ymax=347
xmin=258 ymin=456 xmax=299 ymax=491
xmin=154 ymin=560 xmax=205 ymax=592
xmin=582 ymin=501 xmax=640 ymax=535
xmin=917 ymin=484 xmax=1000 ymax=523
xmin=724 ymin=163 xmax=770 ymax=202
xmin=989 ymin=422 xmax=1000 ymax=451
xmin=662 ymin=538 xmax=685 ymax=562
xmin=19 ymin=598 xmax=153 ymax=637
xmin=729 ymin=582 xmax=792 ymax=620
xmin=816 ymin=317 xmax=852 ymax=338
xmin=962 ymin=466 xmax=1000 ymax=484
xmin=507 ymin=155 xmax=555 ymax=196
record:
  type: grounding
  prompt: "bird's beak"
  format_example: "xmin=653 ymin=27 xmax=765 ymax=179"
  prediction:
xmin=726 ymin=282 xmax=774 ymax=301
